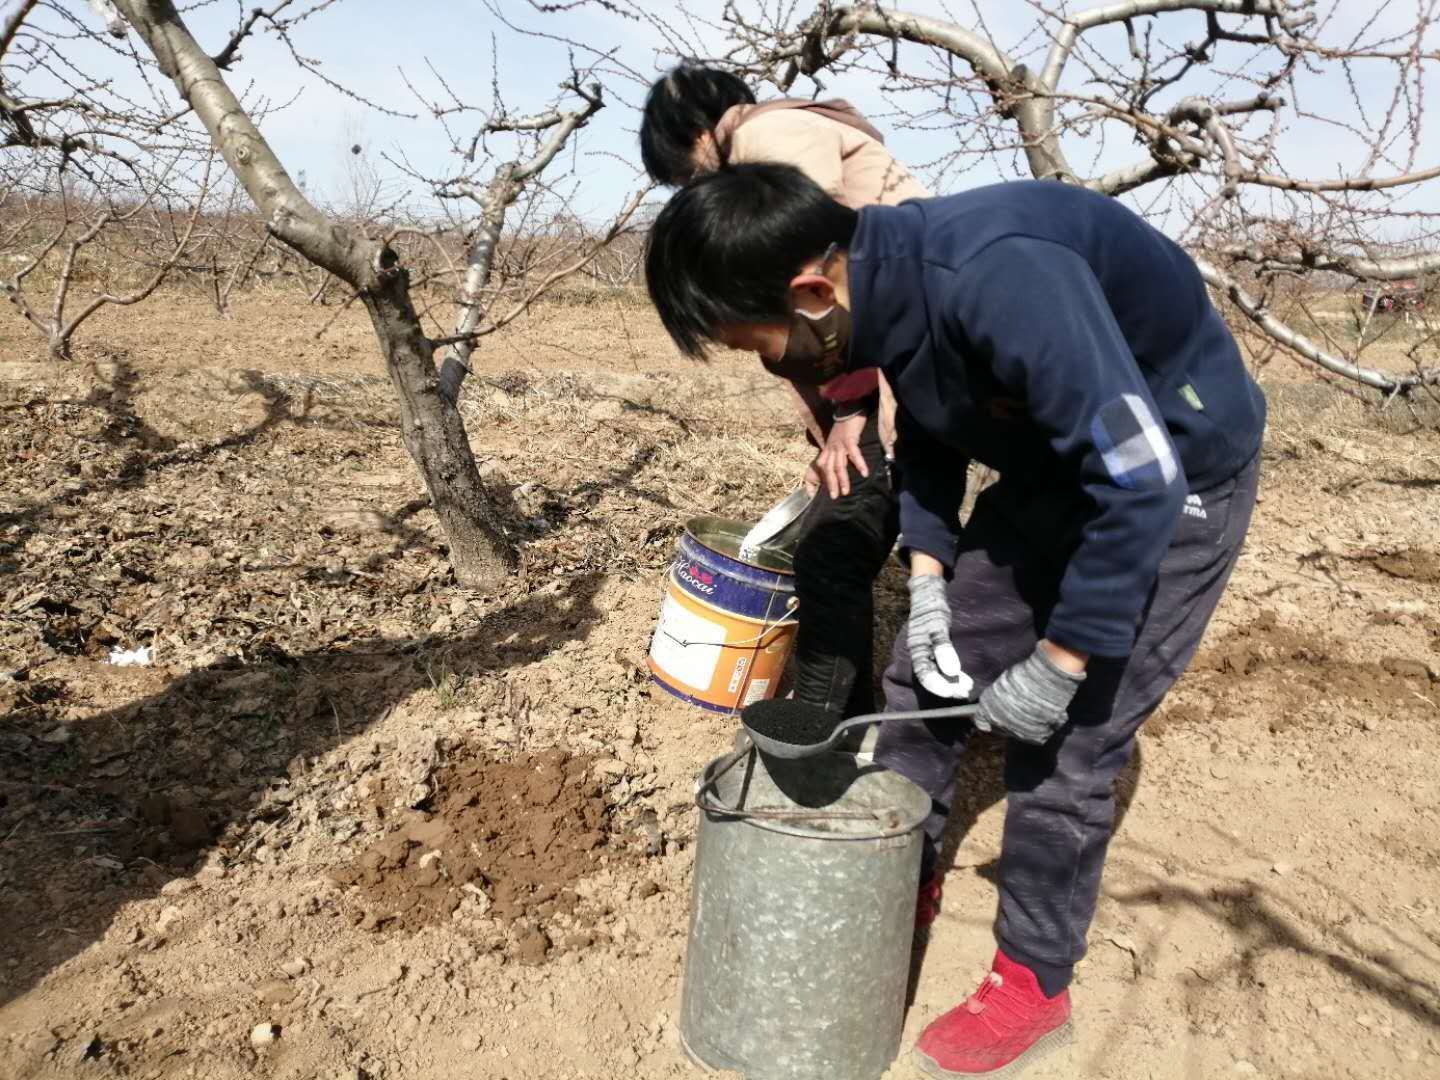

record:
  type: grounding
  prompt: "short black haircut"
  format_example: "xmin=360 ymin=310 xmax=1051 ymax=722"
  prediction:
xmin=645 ymin=163 xmax=859 ymax=357
xmin=640 ymin=64 xmax=756 ymax=185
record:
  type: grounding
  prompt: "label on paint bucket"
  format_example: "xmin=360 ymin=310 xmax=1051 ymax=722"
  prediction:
xmin=727 ymin=657 xmax=749 ymax=694
xmin=742 ymin=678 xmax=770 ymax=706
xmin=650 ymin=591 xmax=724 ymax=689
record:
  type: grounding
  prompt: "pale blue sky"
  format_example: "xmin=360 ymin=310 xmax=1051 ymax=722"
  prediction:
xmin=37 ymin=2 xmax=1440 ymax=235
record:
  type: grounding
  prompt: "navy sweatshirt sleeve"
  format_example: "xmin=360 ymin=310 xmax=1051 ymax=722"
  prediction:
xmin=948 ymin=238 xmax=1186 ymax=657
xmin=894 ymin=406 xmax=968 ymax=569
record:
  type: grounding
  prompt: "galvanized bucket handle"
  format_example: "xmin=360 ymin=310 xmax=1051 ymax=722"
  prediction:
xmin=693 ymin=743 xmax=911 ymax=835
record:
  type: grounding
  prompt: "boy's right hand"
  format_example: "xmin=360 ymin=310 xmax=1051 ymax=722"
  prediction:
xmin=906 ymin=573 xmax=973 ymax=700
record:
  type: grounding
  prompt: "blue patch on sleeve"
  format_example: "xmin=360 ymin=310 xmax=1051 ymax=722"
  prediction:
xmin=1090 ymin=394 xmax=1179 ymax=491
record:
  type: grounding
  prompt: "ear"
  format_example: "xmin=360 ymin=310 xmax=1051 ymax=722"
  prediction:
xmin=690 ymin=130 xmax=721 ymax=175
xmin=786 ymin=271 xmax=836 ymax=315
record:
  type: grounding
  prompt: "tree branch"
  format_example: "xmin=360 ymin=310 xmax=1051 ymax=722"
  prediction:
xmin=112 ymin=0 xmax=372 ymax=284
xmin=1219 ymin=245 xmax=1440 ymax=282
xmin=0 ymin=0 xmax=40 ymax=63
xmin=1169 ymin=96 xmax=1239 ymax=196
xmin=1036 ymin=0 xmax=1297 ymax=173
xmin=1039 ymin=0 xmax=1297 ymax=97
xmin=437 ymin=80 xmax=605 ymax=404
xmin=807 ymin=5 xmax=1072 ymax=181
xmin=1236 ymin=163 xmax=1440 ymax=194
xmin=1197 ymin=257 xmax=1440 ymax=393
xmin=211 ymin=2 xmax=301 ymax=70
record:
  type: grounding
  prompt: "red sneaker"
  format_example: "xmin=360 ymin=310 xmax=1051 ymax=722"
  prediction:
xmin=913 ymin=951 xmax=1074 ymax=1078
xmin=916 ymin=877 xmax=944 ymax=930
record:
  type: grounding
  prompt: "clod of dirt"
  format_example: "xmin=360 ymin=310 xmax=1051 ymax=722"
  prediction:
xmin=1370 ymin=548 xmax=1440 ymax=584
xmin=514 ymin=926 xmax=552 ymax=967
xmin=249 ymin=1022 xmax=279 ymax=1048
xmin=154 ymin=905 xmax=183 ymax=935
xmin=1191 ymin=610 xmax=1437 ymax=734
xmin=332 ymin=749 xmax=612 ymax=945
xmin=75 ymin=1032 xmax=101 ymax=1063
xmin=255 ymin=979 xmax=297 ymax=1006
xmin=135 ymin=793 xmax=213 ymax=858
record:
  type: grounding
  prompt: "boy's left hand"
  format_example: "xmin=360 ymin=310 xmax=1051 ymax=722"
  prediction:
xmin=817 ymin=412 xmax=869 ymax=499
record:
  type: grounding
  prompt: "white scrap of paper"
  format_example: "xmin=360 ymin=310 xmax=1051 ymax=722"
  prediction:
xmin=108 ymin=645 xmax=153 ymax=667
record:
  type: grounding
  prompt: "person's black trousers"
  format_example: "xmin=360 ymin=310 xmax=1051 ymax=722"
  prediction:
xmin=789 ymin=413 xmax=899 ymax=718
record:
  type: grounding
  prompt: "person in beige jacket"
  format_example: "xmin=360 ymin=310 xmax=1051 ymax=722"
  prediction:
xmin=641 ymin=64 xmax=929 ymax=720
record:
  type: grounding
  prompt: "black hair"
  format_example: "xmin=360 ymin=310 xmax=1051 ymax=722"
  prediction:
xmin=640 ymin=64 xmax=756 ymax=185
xmin=645 ymin=163 xmax=859 ymax=358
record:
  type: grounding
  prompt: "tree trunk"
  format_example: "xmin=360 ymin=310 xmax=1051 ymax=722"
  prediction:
xmin=114 ymin=0 xmax=515 ymax=587
xmin=363 ymin=272 xmax=517 ymax=584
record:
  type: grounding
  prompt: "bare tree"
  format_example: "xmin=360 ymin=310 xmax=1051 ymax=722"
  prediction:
xmin=0 ymin=0 xmax=213 ymax=357
xmin=383 ymin=68 xmax=651 ymax=404
xmin=187 ymin=180 xmax=274 ymax=318
xmin=0 ymin=164 xmax=214 ymax=357
xmin=10 ymin=0 xmax=648 ymax=588
xmin=548 ymin=0 xmax=1440 ymax=401
xmin=94 ymin=0 xmax=506 ymax=586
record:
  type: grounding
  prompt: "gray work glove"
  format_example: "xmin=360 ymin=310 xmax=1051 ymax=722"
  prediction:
xmin=906 ymin=574 xmax=973 ymax=700
xmin=975 ymin=643 xmax=1086 ymax=745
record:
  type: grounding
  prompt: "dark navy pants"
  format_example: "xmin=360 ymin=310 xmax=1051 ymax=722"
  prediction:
xmin=874 ymin=454 xmax=1260 ymax=989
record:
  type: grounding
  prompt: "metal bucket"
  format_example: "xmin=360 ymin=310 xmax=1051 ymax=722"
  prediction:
xmin=680 ymin=747 xmax=931 ymax=1080
xmin=649 ymin=517 xmax=799 ymax=713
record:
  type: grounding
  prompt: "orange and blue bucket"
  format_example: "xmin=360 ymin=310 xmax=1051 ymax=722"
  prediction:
xmin=648 ymin=517 xmax=798 ymax=713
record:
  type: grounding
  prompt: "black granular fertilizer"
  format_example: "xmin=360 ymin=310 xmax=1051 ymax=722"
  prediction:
xmin=742 ymin=699 xmax=838 ymax=747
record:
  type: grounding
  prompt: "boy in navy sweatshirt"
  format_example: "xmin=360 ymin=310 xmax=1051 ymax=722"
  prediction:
xmin=645 ymin=163 xmax=1264 ymax=1078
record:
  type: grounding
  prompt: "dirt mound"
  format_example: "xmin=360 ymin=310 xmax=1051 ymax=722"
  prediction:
xmin=1367 ymin=547 xmax=1440 ymax=584
xmin=332 ymin=750 xmax=613 ymax=948
xmin=1189 ymin=609 xmax=1436 ymax=733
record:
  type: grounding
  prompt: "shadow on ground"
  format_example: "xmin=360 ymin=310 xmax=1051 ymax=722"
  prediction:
xmin=0 ymin=569 xmax=607 ymax=1009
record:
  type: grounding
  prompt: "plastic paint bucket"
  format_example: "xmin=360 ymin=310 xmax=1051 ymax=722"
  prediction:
xmin=648 ymin=517 xmax=798 ymax=713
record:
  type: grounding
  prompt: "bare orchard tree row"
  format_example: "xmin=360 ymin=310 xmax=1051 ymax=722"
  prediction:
xmin=2 ymin=0 xmax=648 ymax=587
xmin=0 ymin=0 xmax=218 ymax=357
xmin=0 ymin=174 xmax=650 ymax=331
xmin=20 ymin=0 xmax=1435 ymax=589
xmin=546 ymin=0 xmax=1440 ymax=403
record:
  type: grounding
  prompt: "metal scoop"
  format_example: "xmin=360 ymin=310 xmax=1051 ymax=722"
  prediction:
xmin=741 ymin=698 xmax=979 ymax=760
xmin=738 ymin=488 xmax=811 ymax=560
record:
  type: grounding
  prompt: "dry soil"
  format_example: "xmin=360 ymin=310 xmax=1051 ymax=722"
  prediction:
xmin=1 ymin=290 xmax=1438 ymax=1080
